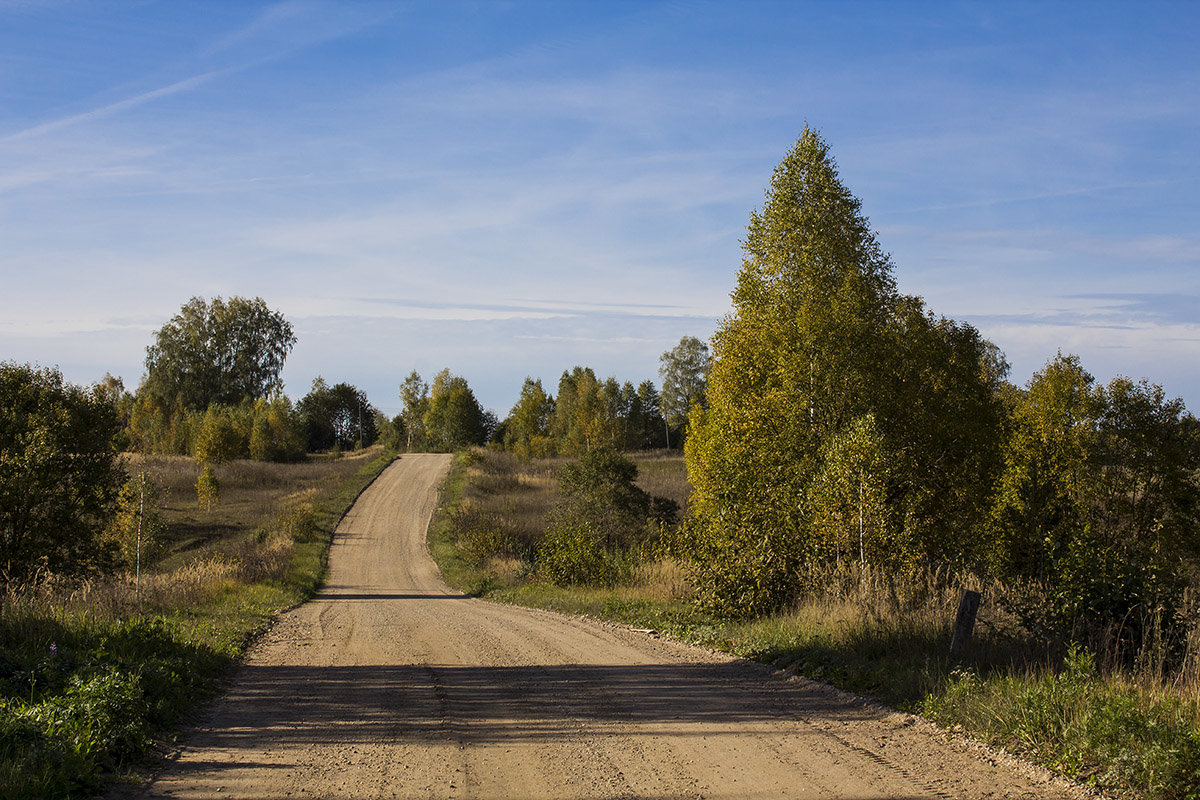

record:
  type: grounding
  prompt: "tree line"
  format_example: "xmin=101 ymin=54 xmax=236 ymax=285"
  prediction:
xmin=682 ymin=127 xmax=1199 ymax=652
xmin=114 ymin=295 xmax=712 ymax=462
xmin=0 ymin=289 xmax=703 ymax=582
xmin=492 ymin=338 xmax=710 ymax=459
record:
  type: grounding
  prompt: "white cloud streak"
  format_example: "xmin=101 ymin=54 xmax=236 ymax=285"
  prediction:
xmin=0 ymin=72 xmax=221 ymax=145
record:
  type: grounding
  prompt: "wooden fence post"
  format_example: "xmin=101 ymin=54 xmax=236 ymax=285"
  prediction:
xmin=950 ymin=589 xmax=981 ymax=656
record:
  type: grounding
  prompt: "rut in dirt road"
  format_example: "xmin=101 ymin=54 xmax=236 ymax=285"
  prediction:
xmin=134 ymin=453 xmax=1081 ymax=800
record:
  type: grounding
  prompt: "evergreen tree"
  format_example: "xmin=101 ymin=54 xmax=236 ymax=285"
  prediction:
xmin=635 ymin=380 xmax=666 ymax=449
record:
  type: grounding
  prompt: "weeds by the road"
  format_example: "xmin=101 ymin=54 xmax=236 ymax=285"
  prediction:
xmin=926 ymin=645 xmax=1200 ymax=798
xmin=0 ymin=447 xmax=395 ymax=799
xmin=430 ymin=447 xmax=1200 ymax=800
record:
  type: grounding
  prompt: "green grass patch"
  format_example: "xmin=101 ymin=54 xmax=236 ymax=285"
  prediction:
xmin=925 ymin=646 xmax=1200 ymax=799
xmin=427 ymin=450 xmax=483 ymax=594
xmin=0 ymin=447 xmax=395 ymax=799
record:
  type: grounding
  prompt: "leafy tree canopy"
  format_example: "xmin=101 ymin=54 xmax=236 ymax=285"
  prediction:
xmin=496 ymin=372 xmax=666 ymax=456
xmin=400 ymin=370 xmax=430 ymax=451
xmin=299 ymin=378 xmax=377 ymax=452
xmin=539 ymin=449 xmax=677 ymax=587
xmin=424 ymin=369 xmax=488 ymax=451
xmin=193 ymin=405 xmax=247 ymax=464
xmin=684 ymin=126 xmax=1005 ymax=615
xmin=143 ymin=296 xmax=295 ymax=410
xmin=658 ymin=335 xmax=711 ymax=431
xmin=0 ymin=363 xmax=125 ymax=581
xmin=990 ymin=353 xmax=1200 ymax=642
xmin=504 ymin=377 xmax=556 ymax=459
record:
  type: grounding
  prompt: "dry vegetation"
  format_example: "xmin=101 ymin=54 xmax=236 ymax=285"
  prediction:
xmin=10 ymin=449 xmax=384 ymax=619
xmin=135 ymin=451 xmax=373 ymax=559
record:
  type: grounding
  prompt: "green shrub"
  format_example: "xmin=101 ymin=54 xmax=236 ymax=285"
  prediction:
xmin=537 ymin=518 xmax=634 ymax=587
xmin=452 ymin=506 xmax=525 ymax=566
xmin=275 ymin=497 xmax=319 ymax=543
xmin=533 ymin=449 xmax=675 ymax=587
xmin=0 ymin=617 xmax=225 ymax=798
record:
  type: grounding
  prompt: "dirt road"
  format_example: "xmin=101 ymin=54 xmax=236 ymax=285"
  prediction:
xmin=138 ymin=453 xmax=1078 ymax=799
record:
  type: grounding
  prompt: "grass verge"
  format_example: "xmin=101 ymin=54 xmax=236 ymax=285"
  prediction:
xmin=428 ymin=447 xmax=1200 ymax=800
xmin=0 ymin=448 xmax=396 ymax=799
xmin=925 ymin=647 xmax=1200 ymax=798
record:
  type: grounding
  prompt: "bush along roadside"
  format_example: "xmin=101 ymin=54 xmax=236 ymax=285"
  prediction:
xmin=0 ymin=448 xmax=396 ymax=800
xmin=427 ymin=450 xmax=485 ymax=595
xmin=0 ymin=617 xmax=224 ymax=798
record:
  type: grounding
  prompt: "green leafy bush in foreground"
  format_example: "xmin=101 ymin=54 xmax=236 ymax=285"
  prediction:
xmin=0 ymin=617 xmax=223 ymax=798
xmin=537 ymin=449 xmax=675 ymax=587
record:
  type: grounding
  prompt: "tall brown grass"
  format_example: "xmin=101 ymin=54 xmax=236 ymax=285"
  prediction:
xmin=1 ymin=448 xmax=384 ymax=626
xmin=2 ymin=486 xmax=325 ymax=626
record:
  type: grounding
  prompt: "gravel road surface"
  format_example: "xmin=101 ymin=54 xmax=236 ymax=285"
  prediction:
xmin=135 ymin=453 xmax=1081 ymax=799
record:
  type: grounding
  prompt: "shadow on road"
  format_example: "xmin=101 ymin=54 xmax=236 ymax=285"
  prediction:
xmin=313 ymin=592 xmax=466 ymax=600
xmin=197 ymin=660 xmax=888 ymax=749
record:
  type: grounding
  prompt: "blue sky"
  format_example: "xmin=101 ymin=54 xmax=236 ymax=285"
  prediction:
xmin=1 ymin=1 xmax=1197 ymax=417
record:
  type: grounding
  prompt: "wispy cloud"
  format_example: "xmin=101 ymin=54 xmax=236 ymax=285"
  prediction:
xmin=886 ymin=179 xmax=1195 ymax=216
xmin=1063 ymin=293 xmax=1200 ymax=326
xmin=1 ymin=2 xmax=1196 ymax=411
xmin=0 ymin=72 xmax=221 ymax=144
xmin=359 ymin=297 xmax=690 ymax=315
xmin=198 ymin=0 xmax=393 ymax=70
xmin=0 ymin=0 xmax=389 ymax=198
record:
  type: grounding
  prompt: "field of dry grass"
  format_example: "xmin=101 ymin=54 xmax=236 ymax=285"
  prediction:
xmin=129 ymin=450 xmax=375 ymax=564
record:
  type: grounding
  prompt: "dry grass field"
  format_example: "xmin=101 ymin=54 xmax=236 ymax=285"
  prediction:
xmin=131 ymin=450 xmax=376 ymax=560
